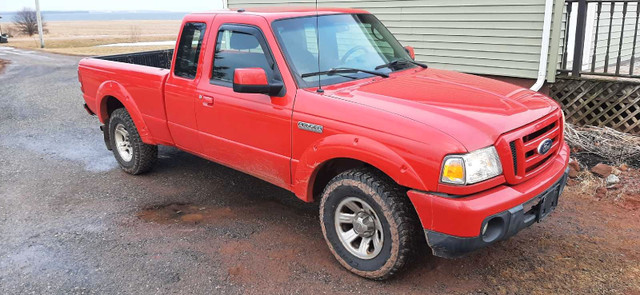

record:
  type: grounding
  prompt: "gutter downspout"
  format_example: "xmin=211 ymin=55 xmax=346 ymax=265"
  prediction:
xmin=531 ymin=0 xmax=555 ymax=92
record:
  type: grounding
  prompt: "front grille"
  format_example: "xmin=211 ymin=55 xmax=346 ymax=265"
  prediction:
xmin=500 ymin=112 xmax=563 ymax=183
xmin=511 ymin=120 xmax=560 ymax=177
xmin=526 ymin=154 xmax=553 ymax=173
xmin=523 ymin=122 xmax=556 ymax=143
xmin=509 ymin=141 xmax=518 ymax=173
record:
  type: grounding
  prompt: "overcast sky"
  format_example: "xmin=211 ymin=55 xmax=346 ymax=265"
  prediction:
xmin=0 ymin=0 xmax=224 ymax=12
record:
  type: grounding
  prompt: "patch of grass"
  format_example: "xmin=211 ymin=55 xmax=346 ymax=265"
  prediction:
xmin=575 ymin=170 xmax=601 ymax=194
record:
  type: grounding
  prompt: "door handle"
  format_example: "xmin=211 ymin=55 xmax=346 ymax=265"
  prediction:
xmin=199 ymin=94 xmax=214 ymax=106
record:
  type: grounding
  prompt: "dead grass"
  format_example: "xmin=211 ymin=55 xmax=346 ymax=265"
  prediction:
xmin=3 ymin=20 xmax=181 ymax=56
xmin=573 ymin=170 xmax=601 ymax=194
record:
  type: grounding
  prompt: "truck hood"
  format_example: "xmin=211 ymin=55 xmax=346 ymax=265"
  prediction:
xmin=326 ymin=68 xmax=558 ymax=151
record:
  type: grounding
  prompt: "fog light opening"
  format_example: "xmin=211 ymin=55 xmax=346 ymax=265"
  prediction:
xmin=482 ymin=217 xmax=504 ymax=243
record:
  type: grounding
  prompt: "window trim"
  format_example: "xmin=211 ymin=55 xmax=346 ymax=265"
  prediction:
xmin=173 ymin=22 xmax=207 ymax=80
xmin=210 ymin=23 xmax=285 ymax=97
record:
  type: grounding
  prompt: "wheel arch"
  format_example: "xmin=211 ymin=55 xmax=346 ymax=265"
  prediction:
xmin=95 ymin=81 xmax=154 ymax=144
xmin=293 ymin=134 xmax=427 ymax=202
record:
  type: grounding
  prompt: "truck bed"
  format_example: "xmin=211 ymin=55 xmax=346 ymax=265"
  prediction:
xmin=95 ymin=49 xmax=173 ymax=69
xmin=79 ymin=50 xmax=174 ymax=146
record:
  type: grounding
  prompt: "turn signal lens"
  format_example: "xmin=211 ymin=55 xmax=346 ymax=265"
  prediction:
xmin=440 ymin=146 xmax=503 ymax=185
xmin=441 ymin=158 xmax=465 ymax=184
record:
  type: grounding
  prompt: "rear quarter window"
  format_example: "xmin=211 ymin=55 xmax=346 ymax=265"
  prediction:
xmin=174 ymin=22 xmax=206 ymax=79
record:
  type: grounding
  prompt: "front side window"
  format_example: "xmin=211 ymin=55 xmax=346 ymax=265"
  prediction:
xmin=272 ymin=14 xmax=414 ymax=88
xmin=174 ymin=22 xmax=206 ymax=79
xmin=211 ymin=26 xmax=281 ymax=85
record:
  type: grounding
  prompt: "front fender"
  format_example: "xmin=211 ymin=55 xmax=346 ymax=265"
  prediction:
xmin=95 ymin=80 xmax=153 ymax=144
xmin=293 ymin=134 xmax=426 ymax=202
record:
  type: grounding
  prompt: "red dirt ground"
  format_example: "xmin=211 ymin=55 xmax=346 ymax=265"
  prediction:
xmin=137 ymin=167 xmax=640 ymax=294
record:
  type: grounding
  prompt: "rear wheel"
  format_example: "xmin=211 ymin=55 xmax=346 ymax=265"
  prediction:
xmin=319 ymin=168 xmax=419 ymax=280
xmin=108 ymin=108 xmax=157 ymax=174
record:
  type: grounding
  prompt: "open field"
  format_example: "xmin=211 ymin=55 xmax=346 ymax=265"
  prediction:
xmin=2 ymin=20 xmax=181 ymax=56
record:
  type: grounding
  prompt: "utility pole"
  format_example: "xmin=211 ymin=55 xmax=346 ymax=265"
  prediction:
xmin=35 ymin=0 xmax=45 ymax=48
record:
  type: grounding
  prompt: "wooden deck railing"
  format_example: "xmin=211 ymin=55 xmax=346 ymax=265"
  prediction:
xmin=559 ymin=0 xmax=640 ymax=78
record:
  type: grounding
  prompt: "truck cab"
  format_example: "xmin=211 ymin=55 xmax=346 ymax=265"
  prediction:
xmin=78 ymin=8 xmax=570 ymax=280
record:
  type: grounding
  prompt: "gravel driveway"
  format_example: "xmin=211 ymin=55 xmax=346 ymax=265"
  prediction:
xmin=1 ymin=47 xmax=638 ymax=294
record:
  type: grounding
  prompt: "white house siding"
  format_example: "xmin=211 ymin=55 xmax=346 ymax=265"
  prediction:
xmin=227 ymin=0 xmax=564 ymax=82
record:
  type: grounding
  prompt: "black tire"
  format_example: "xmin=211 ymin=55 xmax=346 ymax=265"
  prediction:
xmin=108 ymin=108 xmax=157 ymax=175
xmin=319 ymin=168 xmax=419 ymax=280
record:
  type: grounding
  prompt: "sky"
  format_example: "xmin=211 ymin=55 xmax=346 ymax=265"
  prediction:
xmin=0 ymin=0 xmax=224 ymax=12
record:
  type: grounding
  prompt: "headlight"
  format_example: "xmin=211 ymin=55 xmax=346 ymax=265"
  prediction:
xmin=441 ymin=146 xmax=503 ymax=185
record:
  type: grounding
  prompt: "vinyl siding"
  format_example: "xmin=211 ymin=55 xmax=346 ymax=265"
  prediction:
xmin=227 ymin=0 xmax=562 ymax=82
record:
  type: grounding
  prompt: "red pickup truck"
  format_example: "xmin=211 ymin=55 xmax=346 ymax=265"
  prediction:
xmin=79 ymin=8 xmax=570 ymax=280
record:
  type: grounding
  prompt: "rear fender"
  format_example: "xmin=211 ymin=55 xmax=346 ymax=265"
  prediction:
xmin=95 ymin=80 xmax=153 ymax=144
xmin=293 ymin=134 xmax=426 ymax=202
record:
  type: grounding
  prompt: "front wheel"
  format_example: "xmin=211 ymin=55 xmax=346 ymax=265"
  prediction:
xmin=108 ymin=108 xmax=157 ymax=175
xmin=319 ymin=168 xmax=420 ymax=280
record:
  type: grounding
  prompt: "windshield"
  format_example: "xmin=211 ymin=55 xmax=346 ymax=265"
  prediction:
xmin=272 ymin=14 xmax=415 ymax=88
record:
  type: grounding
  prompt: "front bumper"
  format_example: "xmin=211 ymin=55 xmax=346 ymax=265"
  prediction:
xmin=407 ymin=143 xmax=570 ymax=258
xmin=425 ymin=168 xmax=568 ymax=258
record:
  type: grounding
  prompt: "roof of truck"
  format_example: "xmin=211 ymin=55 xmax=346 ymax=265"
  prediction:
xmin=192 ymin=7 xmax=369 ymax=21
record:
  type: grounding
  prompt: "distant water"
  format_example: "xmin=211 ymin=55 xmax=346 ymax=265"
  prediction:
xmin=0 ymin=11 xmax=188 ymax=22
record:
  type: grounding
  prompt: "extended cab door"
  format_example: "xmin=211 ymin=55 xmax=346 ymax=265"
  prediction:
xmin=194 ymin=15 xmax=295 ymax=189
xmin=164 ymin=17 xmax=211 ymax=154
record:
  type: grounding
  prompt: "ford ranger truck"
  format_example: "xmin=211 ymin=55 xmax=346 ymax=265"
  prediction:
xmin=78 ymin=8 xmax=570 ymax=280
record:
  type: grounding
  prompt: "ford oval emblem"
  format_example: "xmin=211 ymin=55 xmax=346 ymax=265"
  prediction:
xmin=537 ymin=139 xmax=553 ymax=155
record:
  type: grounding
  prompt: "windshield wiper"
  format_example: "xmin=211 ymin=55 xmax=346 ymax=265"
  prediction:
xmin=375 ymin=59 xmax=428 ymax=70
xmin=301 ymin=67 xmax=389 ymax=79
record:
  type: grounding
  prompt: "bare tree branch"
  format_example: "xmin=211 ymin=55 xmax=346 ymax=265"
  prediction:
xmin=12 ymin=8 xmax=47 ymax=36
xmin=565 ymin=123 xmax=640 ymax=165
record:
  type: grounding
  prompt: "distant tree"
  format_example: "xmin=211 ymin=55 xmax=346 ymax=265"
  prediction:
xmin=12 ymin=8 xmax=47 ymax=36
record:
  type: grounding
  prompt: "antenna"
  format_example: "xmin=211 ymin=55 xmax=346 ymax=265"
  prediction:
xmin=315 ymin=0 xmax=324 ymax=93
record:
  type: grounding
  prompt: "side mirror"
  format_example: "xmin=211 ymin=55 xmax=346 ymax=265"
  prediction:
xmin=404 ymin=46 xmax=415 ymax=60
xmin=233 ymin=68 xmax=283 ymax=96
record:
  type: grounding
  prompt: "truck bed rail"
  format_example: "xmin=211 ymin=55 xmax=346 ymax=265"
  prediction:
xmin=96 ymin=49 xmax=174 ymax=70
